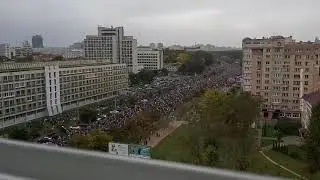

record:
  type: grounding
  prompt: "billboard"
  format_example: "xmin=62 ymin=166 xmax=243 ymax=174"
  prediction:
xmin=109 ymin=142 xmax=151 ymax=159
xmin=128 ymin=144 xmax=151 ymax=159
xmin=108 ymin=142 xmax=129 ymax=156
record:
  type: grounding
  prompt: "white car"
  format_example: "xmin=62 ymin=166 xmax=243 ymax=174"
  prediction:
xmin=69 ymin=126 xmax=80 ymax=130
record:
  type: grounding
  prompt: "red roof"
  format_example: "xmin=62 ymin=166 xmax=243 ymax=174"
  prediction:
xmin=302 ymin=91 xmax=320 ymax=106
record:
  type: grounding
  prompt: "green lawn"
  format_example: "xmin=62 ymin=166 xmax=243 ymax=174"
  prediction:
xmin=261 ymin=138 xmax=276 ymax=147
xmin=265 ymin=150 xmax=320 ymax=180
xmin=151 ymin=125 xmax=297 ymax=179
xmin=152 ymin=125 xmax=194 ymax=163
xmin=247 ymin=153 xmax=295 ymax=179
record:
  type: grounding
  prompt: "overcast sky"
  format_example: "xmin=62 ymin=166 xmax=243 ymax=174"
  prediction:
xmin=1 ymin=0 xmax=320 ymax=47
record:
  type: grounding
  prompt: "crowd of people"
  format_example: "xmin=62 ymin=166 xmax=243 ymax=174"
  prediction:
xmin=91 ymin=61 xmax=239 ymax=131
xmin=39 ymin=60 xmax=241 ymax=145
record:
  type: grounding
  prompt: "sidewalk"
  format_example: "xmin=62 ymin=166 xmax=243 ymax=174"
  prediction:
xmin=259 ymin=151 xmax=307 ymax=180
xmin=146 ymin=121 xmax=186 ymax=148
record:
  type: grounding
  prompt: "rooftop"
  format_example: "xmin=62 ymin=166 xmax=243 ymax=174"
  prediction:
xmin=0 ymin=60 xmax=126 ymax=72
xmin=302 ymin=91 xmax=320 ymax=106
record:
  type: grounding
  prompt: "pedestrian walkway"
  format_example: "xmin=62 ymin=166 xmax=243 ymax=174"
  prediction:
xmin=259 ymin=151 xmax=307 ymax=180
xmin=146 ymin=121 xmax=186 ymax=148
xmin=261 ymin=136 xmax=302 ymax=151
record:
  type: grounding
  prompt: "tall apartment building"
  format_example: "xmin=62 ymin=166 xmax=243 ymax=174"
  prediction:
xmin=242 ymin=36 xmax=320 ymax=120
xmin=84 ymin=26 xmax=138 ymax=73
xmin=149 ymin=43 xmax=156 ymax=49
xmin=32 ymin=35 xmax=44 ymax=48
xmin=15 ymin=41 xmax=33 ymax=58
xmin=0 ymin=61 xmax=128 ymax=129
xmin=157 ymin=43 xmax=164 ymax=49
xmin=137 ymin=46 xmax=163 ymax=71
xmin=0 ymin=44 xmax=10 ymax=58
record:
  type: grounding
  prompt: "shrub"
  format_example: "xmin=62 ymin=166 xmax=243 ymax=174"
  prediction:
xmin=289 ymin=152 xmax=300 ymax=160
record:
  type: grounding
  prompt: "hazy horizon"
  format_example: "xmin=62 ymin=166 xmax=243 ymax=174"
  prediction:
xmin=1 ymin=0 xmax=320 ymax=47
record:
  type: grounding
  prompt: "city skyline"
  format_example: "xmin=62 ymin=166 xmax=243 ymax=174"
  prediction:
xmin=1 ymin=0 xmax=320 ymax=47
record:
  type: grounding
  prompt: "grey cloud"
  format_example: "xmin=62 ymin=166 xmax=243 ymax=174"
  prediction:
xmin=1 ymin=0 xmax=320 ymax=47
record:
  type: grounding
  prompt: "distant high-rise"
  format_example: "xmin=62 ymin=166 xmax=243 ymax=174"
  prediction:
xmin=32 ymin=35 xmax=44 ymax=48
xmin=0 ymin=43 xmax=15 ymax=59
xmin=315 ymin=37 xmax=320 ymax=44
xmin=149 ymin=43 xmax=156 ymax=49
xmin=69 ymin=42 xmax=84 ymax=49
xmin=84 ymin=26 xmax=138 ymax=73
xmin=157 ymin=43 xmax=164 ymax=49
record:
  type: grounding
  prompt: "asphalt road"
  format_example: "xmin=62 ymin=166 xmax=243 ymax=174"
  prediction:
xmin=0 ymin=139 xmax=282 ymax=180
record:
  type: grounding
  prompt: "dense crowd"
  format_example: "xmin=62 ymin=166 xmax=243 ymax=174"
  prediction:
xmin=39 ymin=60 xmax=241 ymax=145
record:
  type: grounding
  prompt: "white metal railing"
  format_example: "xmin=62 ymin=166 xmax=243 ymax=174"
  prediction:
xmin=0 ymin=139 xmax=284 ymax=180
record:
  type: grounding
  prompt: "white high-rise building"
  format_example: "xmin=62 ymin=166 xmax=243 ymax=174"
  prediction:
xmin=0 ymin=44 xmax=11 ymax=59
xmin=84 ymin=26 xmax=138 ymax=73
xmin=157 ymin=43 xmax=164 ymax=49
xmin=149 ymin=43 xmax=156 ymax=49
xmin=22 ymin=41 xmax=33 ymax=56
xmin=137 ymin=46 xmax=163 ymax=71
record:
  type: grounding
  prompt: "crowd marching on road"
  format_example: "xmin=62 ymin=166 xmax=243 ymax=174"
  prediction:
xmin=38 ymin=60 xmax=241 ymax=146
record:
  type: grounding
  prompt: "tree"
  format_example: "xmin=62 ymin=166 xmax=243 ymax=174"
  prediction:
xmin=8 ymin=127 xmax=30 ymax=141
xmin=195 ymin=90 xmax=259 ymax=170
xmin=79 ymin=108 xmax=97 ymax=123
xmin=129 ymin=70 xmax=158 ymax=86
xmin=89 ymin=130 xmax=113 ymax=152
xmin=109 ymin=111 xmax=158 ymax=143
xmin=52 ymin=55 xmax=63 ymax=61
xmin=69 ymin=130 xmax=112 ymax=152
xmin=274 ymin=130 xmax=283 ymax=146
xmin=306 ymin=103 xmax=320 ymax=173
xmin=159 ymin=68 xmax=169 ymax=76
xmin=15 ymin=55 xmax=33 ymax=62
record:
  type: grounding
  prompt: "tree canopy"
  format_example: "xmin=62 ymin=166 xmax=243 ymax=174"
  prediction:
xmin=129 ymin=69 xmax=168 ymax=86
xmin=79 ymin=108 xmax=98 ymax=124
xmin=178 ymin=51 xmax=216 ymax=74
xmin=177 ymin=89 xmax=260 ymax=170
xmin=306 ymin=103 xmax=320 ymax=173
xmin=8 ymin=127 xmax=30 ymax=141
xmin=52 ymin=55 xmax=64 ymax=61
xmin=69 ymin=130 xmax=113 ymax=152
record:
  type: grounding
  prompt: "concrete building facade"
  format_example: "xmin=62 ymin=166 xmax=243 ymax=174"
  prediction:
xmin=0 ymin=44 xmax=12 ymax=59
xmin=242 ymin=36 xmax=320 ymax=120
xmin=137 ymin=47 xmax=163 ymax=71
xmin=0 ymin=61 xmax=128 ymax=129
xmin=84 ymin=26 xmax=138 ymax=73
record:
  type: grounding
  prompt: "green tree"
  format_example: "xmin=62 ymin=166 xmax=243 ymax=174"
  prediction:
xmin=274 ymin=130 xmax=283 ymax=146
xmin=8 ymin=127 xmax=30 ymax=141
xmin=89 ymin=130 xmax=113 ymax=151
xmin=129 ymin=70 xmax=158 ymax=86
xmin=195 ymin=90 xmax=259 ymax=170
xmin=69 ymin=130 xmax=112 ymax=152
xmin=306 ymin=103 xmax=320 ymax=173
xmin=79 ymin=108 xmax=97 ymax=123
xmin=52 ymin=55 xmax=63 ymax=61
